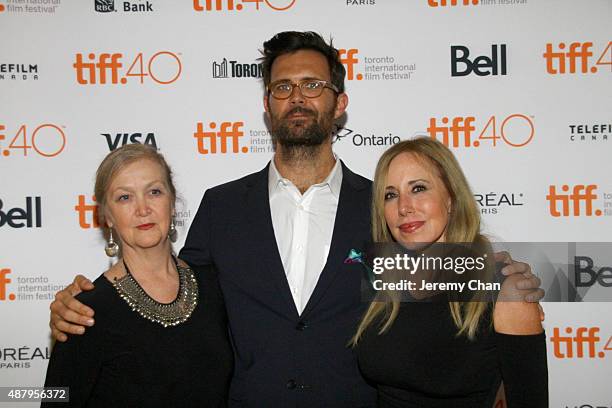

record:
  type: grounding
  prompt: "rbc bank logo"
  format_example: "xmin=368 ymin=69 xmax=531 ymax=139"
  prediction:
xmin=95 ymin=0 xmax=114 ymax=12
xmin=451 ymin=44 xmax=507 ymax=77
xmin=0 ymin=197 xmax=42 ymax=228
xmin=101 ymin=132 xmax=158 ymax=151
xmin=73 ymin=52 xmax=182 ymax=85
xmin=75 ymin=195 xmax=99 ymax=229
xmin=212 ymin=58 xmax=262 ymax=78
xmin=427 ymin=114 xmax=534 ymax=148
xmin=550 ymin=327 xmax=611 ymax=359
xmin=95 ymin=0 xmax=153 ymax=12
xmin=194 ymin=121 xmax=248 ymax=155
xmin=543 ymin=41 xmax=612 ymax=75
xmin=546 ymin=185 xmax=602 ymax=217
xmin=0 ymin=269 xmax=16 ymax=301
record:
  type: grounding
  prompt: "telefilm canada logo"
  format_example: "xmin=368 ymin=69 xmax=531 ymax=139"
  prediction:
xmin=0 ymin=63 xmax=38 ymax=81
xmin=212 ymin=58 xmax=262 ymax=79
xmin=568 ymin=123 xmax=610 ymax=143
xmin=95 ymin=0 xmax=154 ymax=13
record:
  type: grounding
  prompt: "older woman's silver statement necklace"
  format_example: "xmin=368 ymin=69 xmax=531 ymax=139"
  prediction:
xmin=112 ymin=258 xmax=198 ymax=328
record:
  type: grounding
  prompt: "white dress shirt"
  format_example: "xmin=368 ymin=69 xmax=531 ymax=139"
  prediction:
xmin=268 ymin=158 xmax=342 ymax=314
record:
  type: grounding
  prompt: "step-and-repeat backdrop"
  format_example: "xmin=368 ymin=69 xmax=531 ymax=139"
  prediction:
xmin=1 ymin=0 xmax=611 ymax=406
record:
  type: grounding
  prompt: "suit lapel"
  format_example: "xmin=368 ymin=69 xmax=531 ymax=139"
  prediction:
xmin=245 ymin=164 xmax=299 ymax=317
xmin=301 ymin=162 xmax=370 ymax=317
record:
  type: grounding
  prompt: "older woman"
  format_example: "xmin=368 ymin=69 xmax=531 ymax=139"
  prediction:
xmin=353 ymin=138 xmax=547 ymax=407
xmin=43 ymin=145 xmax=232 ymax=407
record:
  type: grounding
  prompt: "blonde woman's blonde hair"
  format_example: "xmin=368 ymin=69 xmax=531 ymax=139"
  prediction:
xmin=352 ymin=137 xmax=492 ymax=345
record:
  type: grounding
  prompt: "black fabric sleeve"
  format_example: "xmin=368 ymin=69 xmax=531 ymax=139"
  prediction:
xmin=179 ymin=190 xmax=214 ymax=268
xmin=495 ymin=331 xmax=548 ymax=408
xmin=41 ymin=324 xmax=104 ymax=407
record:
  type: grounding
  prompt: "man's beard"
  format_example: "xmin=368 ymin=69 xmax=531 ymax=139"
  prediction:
xmin=270 ymin=106 xmax=334 ymax=162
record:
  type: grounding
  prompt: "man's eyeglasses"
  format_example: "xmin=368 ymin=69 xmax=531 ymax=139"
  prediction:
xmin=267 ymin=79 xmax=339 ymax=100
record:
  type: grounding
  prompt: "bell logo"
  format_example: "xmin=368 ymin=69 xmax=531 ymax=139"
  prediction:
xmin=101 ymin=132 xmax=158 ymax=151
xmin=428 ymin=114 xmax=534 ymax=148
xmin=0 ymin=269 xmax=16 ymax=301
xmin=75 ymin=195 xmax=100 ymax=229
xmin=338 ymin=49 xmax=363 ymax=81
xmin=550 ymin=327 xmax=611 ymax=359
xmin=451 ymin=44 xmax=507 ymax=77
xmin=428 ymin=0 xmax=478 ymax=6
xmin=194 ymin=122 xmax=248 ymax=155
xmin=546 ymin=185 xmax=602 ymax=217
xmin=543 ymin=41 xmax=612 ymax=75
xmin=0 ymin=197 xmax=42 ymax=228
xmin=574 ymin=256 xmax=612 ymax=288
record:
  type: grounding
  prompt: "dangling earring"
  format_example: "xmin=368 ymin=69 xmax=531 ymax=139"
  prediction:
xmin=105 ymin=229 xmax=119 ymax=257
xmin=169 ymin=217 xmax=177 ymax=242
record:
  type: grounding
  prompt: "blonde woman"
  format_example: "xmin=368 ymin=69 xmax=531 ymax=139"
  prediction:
xmin=353 ymin=138 xmax=547 ymax=407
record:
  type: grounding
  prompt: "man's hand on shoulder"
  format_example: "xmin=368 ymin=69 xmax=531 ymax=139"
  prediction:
xmin=49 ymin=275 xmax=96 ymax=342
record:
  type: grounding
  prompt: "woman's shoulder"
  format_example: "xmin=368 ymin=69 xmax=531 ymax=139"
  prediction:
xmin=74 ymin=273 xmax=120 ymax=316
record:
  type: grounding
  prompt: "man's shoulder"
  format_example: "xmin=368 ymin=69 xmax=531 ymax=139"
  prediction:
xmin=340 ymin=162 xmax=372 ymax=191
xmin=205 ymin=166 xmax=268 ymax=197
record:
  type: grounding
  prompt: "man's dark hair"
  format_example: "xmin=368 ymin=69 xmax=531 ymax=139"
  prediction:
xmin=260 ymin=31 xmax=346 ymax=94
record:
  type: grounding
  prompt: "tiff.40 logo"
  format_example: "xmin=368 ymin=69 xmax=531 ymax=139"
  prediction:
xmin=428 ymin=0 xmax=479 ymax=6
xmin=427 ymin=114 xmax=534 ymax=148
xmin=73 ymin=52 xmax=182 ymax=85
xmin=193 ymin=0 xmax=296 ymax=12
xmin=546 ymin=185 xmax=603 ymax=217
xmin=551 ymin=327 xmax=612 ymax=359
xmin=194 ymin=121 xmax=248 ymax=155
xmin=543 ymin=41 xmax=611 ymax=74
xmin=0 ymin=269 xmax=16 ymax=301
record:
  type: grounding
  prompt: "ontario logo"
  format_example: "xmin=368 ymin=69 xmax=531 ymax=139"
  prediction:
xmin=333 ymin=125 xmax=401 ymax=147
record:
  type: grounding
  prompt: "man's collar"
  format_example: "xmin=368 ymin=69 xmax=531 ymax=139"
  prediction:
xmin=268 ymin=155 xmax=343 ymax=198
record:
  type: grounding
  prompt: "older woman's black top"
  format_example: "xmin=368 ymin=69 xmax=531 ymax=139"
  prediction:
xmin=42 ymin=265 xmax=233 ymax=408
xmin=356 ymin=302 xmax=548 ymax=408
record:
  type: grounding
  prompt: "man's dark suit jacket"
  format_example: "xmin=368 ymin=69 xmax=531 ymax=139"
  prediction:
xmin=179 ymin=162 xmax=376 ymax=407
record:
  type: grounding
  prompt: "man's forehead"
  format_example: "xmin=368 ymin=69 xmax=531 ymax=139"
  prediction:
xmin=270 ymin=50 xmax=331 ymax=80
